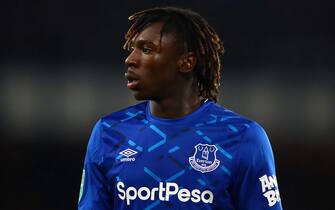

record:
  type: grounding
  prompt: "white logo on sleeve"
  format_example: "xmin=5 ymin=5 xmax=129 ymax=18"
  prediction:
xmin=259 ymin=174 xmax=281 ymax=207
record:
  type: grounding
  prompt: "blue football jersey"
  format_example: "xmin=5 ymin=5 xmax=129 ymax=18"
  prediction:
xmin=78 ymin=100 xmax=282 ymax=210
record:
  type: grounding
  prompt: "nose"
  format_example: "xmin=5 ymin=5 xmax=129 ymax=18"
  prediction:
xmin=124 ymin=49 xmax=138 ymax=67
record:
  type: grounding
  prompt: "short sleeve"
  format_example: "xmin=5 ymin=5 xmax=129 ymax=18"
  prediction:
xmin=232 ymin=122 xmax=282 ymax=210
xmin=78 ymin=120 xmax=113 ymax=210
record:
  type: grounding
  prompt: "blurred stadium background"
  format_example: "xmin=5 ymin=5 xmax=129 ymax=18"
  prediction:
xmin=1 ymin=0 xmax=334 ymax=209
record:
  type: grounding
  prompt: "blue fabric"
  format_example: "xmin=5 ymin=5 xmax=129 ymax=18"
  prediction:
xmin=78 ymin=100 xmax=282 ymax=210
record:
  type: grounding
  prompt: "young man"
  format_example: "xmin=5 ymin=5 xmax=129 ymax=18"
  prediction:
xmin=78 ymin=7 xmax=282 ymax=210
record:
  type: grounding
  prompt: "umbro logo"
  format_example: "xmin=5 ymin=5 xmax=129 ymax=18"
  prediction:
xmin=119 ymin=148 xmax=137 ymax=162
xmin=120 ymin=148 xmax=138 ymax=157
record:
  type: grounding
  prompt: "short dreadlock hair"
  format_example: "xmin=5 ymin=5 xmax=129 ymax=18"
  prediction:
xmin=124 ymin=7 xmax=224 ymax=102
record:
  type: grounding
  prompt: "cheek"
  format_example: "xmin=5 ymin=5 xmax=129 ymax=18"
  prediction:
xmin=139 ymin=53 xmax=179 ymax=91
xmin=143 ymin=70 xmax=165 ymax=91
xmin=142 ymin=57 xmax=170 ymax=82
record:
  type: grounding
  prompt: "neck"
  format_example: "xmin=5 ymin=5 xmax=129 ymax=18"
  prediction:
xmin=149 ymin=94 xmax=203 ymax=119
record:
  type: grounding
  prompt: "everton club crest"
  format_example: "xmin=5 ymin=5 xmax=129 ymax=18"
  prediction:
xmin=189 ymin=143 xmax=220 ymax=173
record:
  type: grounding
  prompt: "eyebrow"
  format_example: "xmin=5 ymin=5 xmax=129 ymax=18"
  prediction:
xmin=132 ymin=39 xmax=159 ymax=47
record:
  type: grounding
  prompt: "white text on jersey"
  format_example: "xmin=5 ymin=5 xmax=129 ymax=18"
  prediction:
xmin=116 ymin=181 xmax=213 ymax=205
xmin=259 ymin=174 xmax=281 ymax=207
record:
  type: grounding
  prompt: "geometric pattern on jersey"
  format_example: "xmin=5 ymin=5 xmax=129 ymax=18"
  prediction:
xmin=101 ymin=101 xmax=249 ymax=209
xmin=78 ymin=100 xmax=282 ymax=210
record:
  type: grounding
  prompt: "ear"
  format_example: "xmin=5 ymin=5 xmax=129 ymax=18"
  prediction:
xmin=177 ymin=52 xmax=197 ymax=73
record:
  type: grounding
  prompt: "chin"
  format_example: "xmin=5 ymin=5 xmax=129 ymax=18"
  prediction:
xmin=133 ymin=91 xmax=149 ymax=101
xmin=133 ymin=91 xmax=159 ymax=101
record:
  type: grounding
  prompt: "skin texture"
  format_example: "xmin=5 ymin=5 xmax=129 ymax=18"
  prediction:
xmin=124 ymin=22 xmax=201 ymax=119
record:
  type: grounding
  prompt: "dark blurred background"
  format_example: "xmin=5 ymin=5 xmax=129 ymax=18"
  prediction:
xmin=1 ymin=0 xmax=334 ymax=209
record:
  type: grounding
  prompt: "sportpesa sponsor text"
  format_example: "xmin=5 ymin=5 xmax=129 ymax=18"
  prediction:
xmin=117 ymin=181 xmax=214 ymax=205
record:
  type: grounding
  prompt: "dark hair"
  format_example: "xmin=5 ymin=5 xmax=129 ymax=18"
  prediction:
xmin=124 ymin=7 xmax=224 ymax=102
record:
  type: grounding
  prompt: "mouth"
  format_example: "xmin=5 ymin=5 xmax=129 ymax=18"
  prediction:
xmin=125 ymin=72 xmax=140 ymax=89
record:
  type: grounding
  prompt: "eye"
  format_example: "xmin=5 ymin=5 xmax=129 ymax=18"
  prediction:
xmin=142 ymin=47 xmax=152 ymax=54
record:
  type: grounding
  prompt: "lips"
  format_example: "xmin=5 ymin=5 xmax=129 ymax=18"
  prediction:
xmin=127 ymin=80 xmax=139 ymax=89
xmin=125 ymin=71 xmax=140 ymax=89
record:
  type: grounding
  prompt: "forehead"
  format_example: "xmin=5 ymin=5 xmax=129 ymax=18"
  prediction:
xmin=133 ymin=22 xmax=178 ymax=48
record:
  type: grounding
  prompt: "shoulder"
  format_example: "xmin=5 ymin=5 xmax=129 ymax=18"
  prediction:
xmin=89 ymin=101 xmax=147 ymax=135
xmin=100 ymin=101 xmax=147 ymax=127
xmin=205 ymin=103 xmax=255 ymax=136
xmin=239 ymin=121 xmax=272 ymax=157
xmin=208 ymin=103 xmax=252 ymax=123
xmin=235 ymin=120 xmax=276 ymax=174
xmin=209 ymin=103 xmax=274 ymax=162
xmin=210 ymin=103 xmax=272 ymax=152
xmin=86 ymin=101 xmax=147 ymax=162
